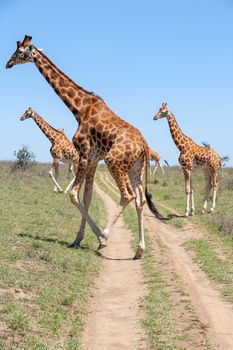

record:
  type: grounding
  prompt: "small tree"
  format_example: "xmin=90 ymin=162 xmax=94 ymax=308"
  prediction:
xmin=13 ymin=145 xmax=36 ymax=171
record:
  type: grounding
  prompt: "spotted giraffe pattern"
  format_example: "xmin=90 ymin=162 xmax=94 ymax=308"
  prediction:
xmin=154 ymin=103 xmax=222 ymax=216
xmin=6 ymin=35 xmax=163 ymax=259
xmin=20 ymin=108 xmax=79 ymax=193
xmin=149 ymin=148 xmax=164 ymax=175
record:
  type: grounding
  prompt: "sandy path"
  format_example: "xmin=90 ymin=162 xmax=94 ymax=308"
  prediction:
xmin=145 ymin=215 xmax=233 ymax=350
xmin=101 ymin=171 xmax=233 ymax=350
xmin=81 ymin=182 xmax=147 ymax=350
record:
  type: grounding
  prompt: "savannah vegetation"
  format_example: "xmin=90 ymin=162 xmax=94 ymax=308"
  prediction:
xmin=0 ymin=161 xmax=232 ymax=349
xmin=148 ymin=165 xmax=233 ymax=304
xmin=0 ymin=161 xmax=105 ymax=350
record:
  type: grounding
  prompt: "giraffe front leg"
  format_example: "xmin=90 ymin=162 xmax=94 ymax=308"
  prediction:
xmin=69 ymin=163 xmax=98 ymax=248
xmin=183 ymin=168 xmax=191 ymax=217
xmin=49 ymin=159 xmax=63 ymax=193
xmin=69 ymin=160 xmax=106 ymax=248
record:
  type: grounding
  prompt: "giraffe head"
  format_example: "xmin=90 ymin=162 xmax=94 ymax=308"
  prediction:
xmin=20 ymin=107 xmax=34 ymax=121
xmin=153 ymin=103 xmax=171 ymax=121
xmin=6 ymin=35 xmax=36 ymax=69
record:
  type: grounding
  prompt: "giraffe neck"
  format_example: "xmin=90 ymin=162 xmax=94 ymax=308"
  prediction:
xmin=32 ymin=112 xmax=59 ymax=143
xmin=32 ymin=48 xmax=100 ymax=123
xmin=167 ymin=113 xmax=192 ymax=151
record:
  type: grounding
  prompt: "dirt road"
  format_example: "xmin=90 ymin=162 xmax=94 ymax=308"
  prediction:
xmin=81 ymin=182 xmax=147 ymax=350
xmin=81 ymin=172 xmax=233 ymax=349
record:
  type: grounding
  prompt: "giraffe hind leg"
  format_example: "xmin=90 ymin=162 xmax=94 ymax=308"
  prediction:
xmin=128 ymin=160 xmax=146 ymax=259
xmin=101 ymin=161 xmax=136 ymax=239
xmin=69 ymin=163 xmax=98 ymax=248
xmin=210 ymin=170 xmax=218 ymax=212
xmin=49 ymin=159 xmax=63 ymax=193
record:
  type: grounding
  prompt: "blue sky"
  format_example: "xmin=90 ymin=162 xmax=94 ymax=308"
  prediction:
xmin=1 ymin=0 xmax=233 ymax=165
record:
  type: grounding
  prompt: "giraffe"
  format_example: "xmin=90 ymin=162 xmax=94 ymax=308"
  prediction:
xmin=6 ymin=35 xmax=165 ymax=259
xmin=153 ymin=103 xmax=222 ymax=216
xmin=149 ymin=148 xmax=165 ymax=175
xmin=57 ymin=129 xmax=76 ymax=180
xmin=20 ymin=107 xmax=79 ymax=194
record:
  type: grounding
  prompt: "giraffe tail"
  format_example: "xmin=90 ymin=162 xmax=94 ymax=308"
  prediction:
xmin=144 ymin=146 xmax=170 ymax=221
xmin=218 ymin=155 xmax=229 ymax=177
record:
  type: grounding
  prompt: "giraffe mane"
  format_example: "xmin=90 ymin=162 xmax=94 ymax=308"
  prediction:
xmin=201 ymin=141 xmax=210 ymax=147
xmin=36 ymin=48 xmax=105 ymax=103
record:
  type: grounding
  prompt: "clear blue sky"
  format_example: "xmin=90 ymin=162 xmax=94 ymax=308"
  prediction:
xmin=1 ymin=0 xmax=233 ymax=165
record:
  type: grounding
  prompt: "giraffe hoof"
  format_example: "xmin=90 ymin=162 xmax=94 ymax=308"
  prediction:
xmin=201 ymin=209 xmax=206 ymax=214
xmin=210 ymin=208 xmax=214 ymax=213
xmin=133 ymin=247 xmax=144 ymax=260
xmin=68 ymin=242 xmax=80 ymax=249
xmin=98 ymin=242 xmax=107 ymax=250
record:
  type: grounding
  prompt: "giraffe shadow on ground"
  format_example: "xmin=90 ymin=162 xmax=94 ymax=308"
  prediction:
xmin=95 ymin=251 xmax=133 ymax=261
xmin=146 ymin=213 xmax=187 ymax=219
xmin=168 ymin=213 xmax=188 ymax=219
xmin=18 ymin=233 xmax=91 ymax=251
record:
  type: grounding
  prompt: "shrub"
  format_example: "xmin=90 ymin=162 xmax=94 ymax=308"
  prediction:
xmin=12 ymin=145 xmax=36 ymax=171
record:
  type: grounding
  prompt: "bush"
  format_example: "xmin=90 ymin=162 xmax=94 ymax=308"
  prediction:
xmin=12 ymin=145 xmax=36 ymax=171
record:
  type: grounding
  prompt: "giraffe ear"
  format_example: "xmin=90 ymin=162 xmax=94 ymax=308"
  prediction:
xmin=16 ymin=41 xmax=22 ymax=48
xmin=22 ymin=35 xmax=32 ymax=45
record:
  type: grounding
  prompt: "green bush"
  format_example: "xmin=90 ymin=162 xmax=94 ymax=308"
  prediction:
xmin=12 ymin=145 xmax=36 ymax=171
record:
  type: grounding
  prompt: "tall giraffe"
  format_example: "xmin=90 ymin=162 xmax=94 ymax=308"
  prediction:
xmin=153 ymin=103 xmax=222 ymax=216
xmin=20 ymin=108 xmax=79 ymax=193
xmin=149 ymin=148 xmax=165 ymax=175
xmin=6 ymin=35 xmax=164 ymax=259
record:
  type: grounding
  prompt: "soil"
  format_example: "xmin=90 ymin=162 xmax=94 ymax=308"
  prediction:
xmin=81 ymin=172 xmax=233 ymax=350
xmin=81 ymin=182 xmax=147 ymax=350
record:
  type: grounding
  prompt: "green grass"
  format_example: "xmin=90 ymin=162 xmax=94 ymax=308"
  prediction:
xmin=149 ymin=166 xmax=233 ymax=304
xmin=0 ymin=162 xmax=105 ymax=350
xmin=184 ymin=239 xmax=233 ymax=302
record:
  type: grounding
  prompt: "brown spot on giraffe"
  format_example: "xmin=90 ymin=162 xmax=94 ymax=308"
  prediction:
xmin=19 ymin=107 xmax=79 ymax=194
xmin=6 ymin=35 xmax=167 ymax=259
xmin=154 ymin=102 xmax=222 ymax=216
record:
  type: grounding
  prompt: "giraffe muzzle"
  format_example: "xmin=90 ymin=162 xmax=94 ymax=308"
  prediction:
xmin=6 ymin=60 xmax=14 ymax=69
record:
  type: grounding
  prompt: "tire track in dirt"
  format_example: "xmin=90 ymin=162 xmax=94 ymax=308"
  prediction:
xmin=147 ymin=215 xmax=233 ymax=350
xmin=81 ymin=182 xmax=147 ymax=350
xmin=101 ymin=171 xmax=233 ymax=350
